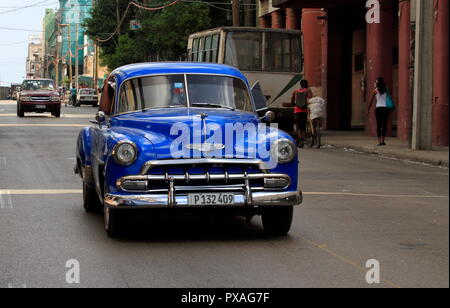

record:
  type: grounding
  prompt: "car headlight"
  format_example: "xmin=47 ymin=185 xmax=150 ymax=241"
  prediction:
xmin=51 ymin=97 xmax=60 ymax=102
xmin=20 ymin=96 xmax=31 ymax=102
xmin=112 ymin=141 xmax=138 ymax=165
xmin=271 ymin=139 xmax=296 ymax=163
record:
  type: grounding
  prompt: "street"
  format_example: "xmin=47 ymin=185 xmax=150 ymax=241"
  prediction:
xmin=0 ymin=99 xmax=448 ymax=288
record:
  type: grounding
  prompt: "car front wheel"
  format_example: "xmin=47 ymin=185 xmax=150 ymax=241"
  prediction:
xmin=52 ymin=108 xmax=61 ymax=118
xmin=104 ymin=206 xmax=120 ymax=238
xmin=261 ymin=206 xmax=294 ymax=236
xmin=82 ymin=180 xmax=102 ymax=213
xmin=17 ymin=104 xmax=24 ymax=117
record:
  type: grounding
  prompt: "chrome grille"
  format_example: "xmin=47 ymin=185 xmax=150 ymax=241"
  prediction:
xmin=31 ymin=96 xmax=51 ymax=102
xmin=117 ymin=159 xmax=290 ymax=193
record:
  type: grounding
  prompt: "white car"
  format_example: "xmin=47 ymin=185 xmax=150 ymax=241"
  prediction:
xmin=76 ymin=88 xmax=99 ymax=107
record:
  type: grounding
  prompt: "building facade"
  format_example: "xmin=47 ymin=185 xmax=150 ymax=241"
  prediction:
xmin=26 ymin=35 xmax=43 ymax=79
xmin=58 ymin=0 xmax=94 ymax=85
xmin=43 ymin=9 xmax=58 ymax=81
xmin=258 ymin=0 xmax=449 ymax=147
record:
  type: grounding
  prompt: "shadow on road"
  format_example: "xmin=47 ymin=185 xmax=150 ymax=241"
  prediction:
xmin=85 ymin=209 xmax=293 ymax=243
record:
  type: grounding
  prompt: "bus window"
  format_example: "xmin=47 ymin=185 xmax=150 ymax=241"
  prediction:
xmin=224 ymin=32 xmax=262 ymax=71
xmin=191 ymin=38 xmax=199 ymax=61
xmin=211 ymin=34 xmax=219 ymax=62
xmin=264 ymin=33 xmax=301 ymax=72
xmin=204 ymin=36 xmax=212 ymax=62
xmin=198 ymin=37 xmax=205 ymax=62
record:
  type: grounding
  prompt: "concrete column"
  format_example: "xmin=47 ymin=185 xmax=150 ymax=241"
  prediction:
xmin=286 ymin=8 xmax=299 ymax=30
xmin=302 ymin=9 xmax=326 ymax=88
xmin=432 ymin=0 xmax=449 ymax=146
xmin=412 ymin=0 xmax=434 ymax=150
xmin=271 ymin=9 xmax=284 ymax=29
xmin=397 ymin=0 xmax=412 ymax=142
xmin=365 ymin=0 xmax=394 ymax=137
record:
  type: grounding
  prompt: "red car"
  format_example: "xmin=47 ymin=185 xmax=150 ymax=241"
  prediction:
xmin=17 ymin=79 xmax=61 ymax=118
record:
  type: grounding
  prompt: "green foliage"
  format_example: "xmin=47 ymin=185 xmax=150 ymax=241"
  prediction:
xmin=83 ymin=0 xmax=231 ymax=70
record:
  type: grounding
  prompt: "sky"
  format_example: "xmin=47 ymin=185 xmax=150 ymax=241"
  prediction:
xmin=0 ymin=0 xmax=59 ymax=85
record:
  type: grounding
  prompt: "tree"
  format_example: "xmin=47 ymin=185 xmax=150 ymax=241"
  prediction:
xmin=84 ymin=0 xmax=231 ymax=69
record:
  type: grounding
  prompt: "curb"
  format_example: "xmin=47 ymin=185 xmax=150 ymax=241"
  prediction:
xmin=323 ymin=142 xmax=449 ymax=168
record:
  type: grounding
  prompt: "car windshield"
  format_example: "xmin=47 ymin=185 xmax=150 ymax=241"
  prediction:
xmin=117 ymin=74 xmax=253 ymax=114
xmin=186 ymin=75 xmax=252 ymax=111
xmin=22 ymin=80 xmax=55 ymax=91
xmin=80 ymin=89 xmax=96 ymax=95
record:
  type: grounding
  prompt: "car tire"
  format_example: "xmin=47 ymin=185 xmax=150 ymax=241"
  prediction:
xmin=54 ymin=108 xmax=61 ymax=118
xmin=261 ymin=206 xmax=294 ymax=236
xmin=82 ymin=180 xmax=102 ymax=213
xmin=17 ymin=104 xmax=24 ymax=117
xmin=104 ymin=206 xmax=120 ymax=238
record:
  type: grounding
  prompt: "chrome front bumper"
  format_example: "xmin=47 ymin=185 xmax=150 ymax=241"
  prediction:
xmin=104 ymin=191 xmax=303 ymax=209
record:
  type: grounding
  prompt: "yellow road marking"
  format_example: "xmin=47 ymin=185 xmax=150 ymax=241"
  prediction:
xmin=0 ymin=124 xmax=86 ymax=127
xmin=304 ymin=192 xmax=448 ymax=199
xmin=298 ymin=235 xmax=402 ymax=288
xmin=0 ymin=114 xmax=93 ymax=118
xmin=0 ymin=189 xmax=82 ymax=195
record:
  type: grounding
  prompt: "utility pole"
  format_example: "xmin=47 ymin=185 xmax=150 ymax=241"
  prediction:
xmin=232 ymin=0 xmax=240 ymax=27
xmin=75 ymin=23 xmax=79 ymax=90
xmin=68 ymin=24 xmax=72 ymax=88
xmin=93 ymin=41 xmax=98 ymax=90
xmin=55 ymin=23 xmax=60 ymax=87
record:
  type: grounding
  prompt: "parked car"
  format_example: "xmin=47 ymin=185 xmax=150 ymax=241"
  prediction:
xmin=76 ymin=88 xmax=99 ymax=107
xmin=17 ymin=79 xmax=61 ymax=117
xmin=75 ymin=62 xmax=302 ymax=237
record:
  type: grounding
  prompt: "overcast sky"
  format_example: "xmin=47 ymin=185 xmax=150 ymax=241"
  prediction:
xmin=0 ymin=0 xmax=59 ymax=85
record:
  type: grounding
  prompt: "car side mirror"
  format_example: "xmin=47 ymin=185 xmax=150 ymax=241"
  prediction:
xmin=261 ymin=110 xmax=275 ymax=123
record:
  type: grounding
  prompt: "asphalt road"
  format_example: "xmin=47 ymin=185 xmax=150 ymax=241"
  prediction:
xmin=0 ymin=100 xmax=448 ymax=288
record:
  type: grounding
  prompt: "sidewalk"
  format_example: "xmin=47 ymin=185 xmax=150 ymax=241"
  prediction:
xmin=321 ymin=130 xmax=449 ymax=168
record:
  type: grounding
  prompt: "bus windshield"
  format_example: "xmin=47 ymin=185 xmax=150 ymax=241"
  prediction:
xmin=224 ymin=31 xmax=301 ymax=73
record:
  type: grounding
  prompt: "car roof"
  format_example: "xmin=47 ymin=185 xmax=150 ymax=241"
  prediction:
xmin=111 ymin=62 xmax=248 ymax=85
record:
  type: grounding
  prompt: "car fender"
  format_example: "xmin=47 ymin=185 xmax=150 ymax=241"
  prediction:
xmin=75 ymin=127 xmax=95 ymax=186
xmin=102 ymin=127 xmax=158 ymax=195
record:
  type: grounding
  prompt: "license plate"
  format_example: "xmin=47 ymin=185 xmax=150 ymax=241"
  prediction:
xmin=36 ymin=105 xmax=46 ymax=109
xmin=188 ymin=193 xmax=235 ymax=206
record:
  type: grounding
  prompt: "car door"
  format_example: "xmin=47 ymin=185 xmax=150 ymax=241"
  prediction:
xmin=91 ymin=76 xmax=117 ymax=197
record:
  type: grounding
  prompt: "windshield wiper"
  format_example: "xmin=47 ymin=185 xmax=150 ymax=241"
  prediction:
xmin=191 ymin=102 xmax=235 ymax=110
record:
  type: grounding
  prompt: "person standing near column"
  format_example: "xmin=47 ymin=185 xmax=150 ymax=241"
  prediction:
xmin=368 ymin=77 xmax=390 ymax=146
xmin=291 ymin=80 xmax=313 ymax=148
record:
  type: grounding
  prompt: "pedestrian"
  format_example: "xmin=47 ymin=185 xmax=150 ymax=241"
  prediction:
xmin=291 ymin=79 xmax=313 ymax=148
xmin=70 ymin=85 xmax=77 ymax=107
xmin=62 ymin=86 xmax=66 ymax=106
xmin=367 ymin=77 xmax=391 ymax=146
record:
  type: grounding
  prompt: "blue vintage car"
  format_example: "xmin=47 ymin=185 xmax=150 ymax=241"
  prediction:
xmin=75 ymin=62 xmax=302 ymax=237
